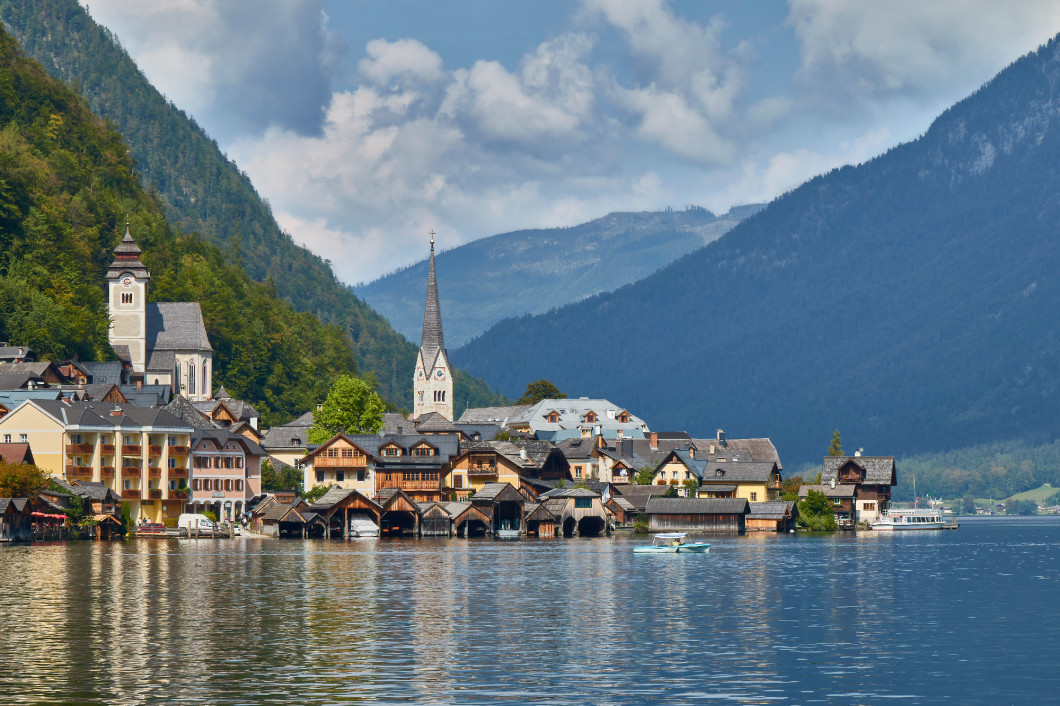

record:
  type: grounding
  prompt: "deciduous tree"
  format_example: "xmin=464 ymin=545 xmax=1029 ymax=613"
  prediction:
xmin=309 ymin=374 xmax=386 ymax=443
xmin=515 ymin=379 xmax=566 ymax=405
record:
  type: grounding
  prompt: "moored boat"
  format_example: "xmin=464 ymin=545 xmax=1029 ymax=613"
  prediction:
xmin=633 ymin=532 xmax=711 ymax=553
xmin=872 ymin=508 xmax=958 ymax=531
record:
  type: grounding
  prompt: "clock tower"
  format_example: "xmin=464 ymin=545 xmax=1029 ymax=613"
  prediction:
xmin=413 ymin=232 xmax=453 ymax=420
xmin=105 ymin=224 xmax=150 ymax=373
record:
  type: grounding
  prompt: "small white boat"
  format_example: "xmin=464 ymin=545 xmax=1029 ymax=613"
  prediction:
xmin=872 ymin=508 xmax=957 ymax=531
xmin=633 ymin=532 xmax=711 ymax=554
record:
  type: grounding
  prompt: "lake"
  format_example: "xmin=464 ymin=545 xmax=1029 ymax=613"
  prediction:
xmin=0 ymin=517 xmax=1057 ymax=704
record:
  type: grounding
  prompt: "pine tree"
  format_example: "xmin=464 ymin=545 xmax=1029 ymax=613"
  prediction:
xmin=828 ymin=429 xmax=843 ymax=457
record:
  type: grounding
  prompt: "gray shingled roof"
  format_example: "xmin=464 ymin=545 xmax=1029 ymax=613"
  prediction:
xmin=0 ymin=346 xmax=33 ymax=361
xmin=457 ymin=404 xmax=533 ymax=425
xmin=146 ymin=302 xmax=213 ymax=352
xmin=165 ymin=396 xmax=218 ymax=430
xmin=748 ymin=501 xmax=795 ymax=520
xmin=419 ymin=242 xmax=446 ymax=371
xmin=820 ymin=456 xmax=896 ymax=486
xmin=415 ymin=412 xmax=460 ymax=433
xmin=261 ymin=424 xmax=311 ymax=450
xmin=106 ymin=227 xmax=151 ymax=280
xmin=799 ymin=484 xmax=857 ymax=498
xmin=646 ymin=498 xmax=749 ymax=515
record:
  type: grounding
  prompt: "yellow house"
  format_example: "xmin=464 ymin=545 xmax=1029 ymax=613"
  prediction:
xmin=651 ymin=447 xmax=782 ymax=502
xmin=299 ymin=433 xmax=375 ymax=497
xmin=0 ymin=400 xmax=192 ymax=522
xmin=445 ymin=440 xmax=571 ymax=501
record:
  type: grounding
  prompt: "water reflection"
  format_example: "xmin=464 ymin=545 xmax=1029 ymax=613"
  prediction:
xmin=2 ymin=521 xmax=1060 ymax=703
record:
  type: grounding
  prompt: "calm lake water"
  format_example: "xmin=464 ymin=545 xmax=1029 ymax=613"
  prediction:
xmin=1 ymin=517 xmax=1057 ymax=704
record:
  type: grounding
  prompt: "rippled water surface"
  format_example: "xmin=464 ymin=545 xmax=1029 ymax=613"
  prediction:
xmin=1 ymin=517 xmax=1058 ymax=704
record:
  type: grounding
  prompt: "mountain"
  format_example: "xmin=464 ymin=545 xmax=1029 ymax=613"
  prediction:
xmin=0 ymin=0 xmax=503 ymax=410
xmin=0 ymin=24 xmax=360 ymax=426
xmin=358 ymin=205 xmax=761 ymax=347
xmin=453 ymin=34 xmax=1060 ymax=465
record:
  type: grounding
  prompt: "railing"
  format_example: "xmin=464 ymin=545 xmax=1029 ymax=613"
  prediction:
xmin=122 ymin=445 xmax=141 ymax=456
xmin=169 ymin=446 xmax=189 ymax=456
xmin=315 ymin=456 xmax=367 ymax=467
xmin=100 ymin=444 xmax=116 ymax=455
xmin=121 ymin=489 xmax=140 ymax=499
xmin=467 ymin=465 xmax=498 ymax=475
xmin=148 ymin=445 xmax=162 ymax=456
xmin=99 ymin=466 xmax=115 ymax=477
xmin=148 ymin=489 xmax=162 ymax=499
xmin=169 ymin=468 xmax=189 ymax=478
xmin=147 ymin=468 xmax=162 ymax=478
xmin=66 ymin=443 xmax=94 ymax=454
xmin=380 ymin=480 xmax=440 ymax=492
xmin=121 ymin=466 xmax=141 ymax=477
xmin=170 ymin=488 xmax=190 ymax=500
xmin=65 ymin=465 xmax=92 ymax=477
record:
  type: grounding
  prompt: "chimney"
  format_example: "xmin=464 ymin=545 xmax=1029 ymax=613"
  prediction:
xmin=830 ymin=477 xmax=835 ymax=489
xmin=688 ymin=444 xmax=695 ymax=459
xmin=855 ymin=448 xmax=863 ymax=457
xmin=136 ymin=379 xmax=142 ymax=389
xmin=519 ymin=448 xmax=527 ymax=461
xmin=650 ymin=432 xmax=658 ymax=450
xmin=716 ymin=429 xmax=726 ymax=446
xmin=110 ymin=406 xmax=123 ymax=417
xmin=708 ymin=442 xmax=715 ymax=455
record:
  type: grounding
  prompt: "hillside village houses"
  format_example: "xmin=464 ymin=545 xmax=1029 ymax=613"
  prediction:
xmin=0 ymin=231 xmax=897 ymax=537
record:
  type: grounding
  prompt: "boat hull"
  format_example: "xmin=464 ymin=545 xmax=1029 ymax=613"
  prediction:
xmin=633 ymin=543 xmax=710 ymax=554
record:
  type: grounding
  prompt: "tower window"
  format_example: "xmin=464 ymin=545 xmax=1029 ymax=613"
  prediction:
xmin=188 ymin=361 xmax=196 ymax=396
xmin=121 ymin=292 xmax=133 ymax=304
xmin=434 ymin=391 xmax=446 ymax=402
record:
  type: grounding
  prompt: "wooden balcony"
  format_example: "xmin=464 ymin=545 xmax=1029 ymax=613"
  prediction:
xmin=100 ymin=444 xmax=116 ymax=455
xmin=147 ymin=468 xmax=162 ymax=479
xmin=65 ymin=465 xmax=93 ymax=478
xmin=315 ymin=456 xmax=367 ymax=468
xmin=99 ymin=466 xmax=115 ymax=478
xmin=122 ymin=445 xmax=141 ymax=456
xmin=121 ymin=466 xmax=141 ymax=478
xmin=170 ymin=488 xmax=190 ymax=500
xmin=467 ymin=465 xmax=498 ymax=475
xmin=66 ymin=443 xmax=94 ymax=455
xmin=121 ymin=489 xmax=140 ymax=499
xmin=148 ymin=445 xmax=162 ymax=456
xmin=169 ymin=446 xmax=189 ymax=456
xmin=148 ymin=489 xmax=162 ymax=500
xmin=380 ymin=480 xmax=440 ymax=492
xmin=169 ymin=468 xmax=189 ymax=478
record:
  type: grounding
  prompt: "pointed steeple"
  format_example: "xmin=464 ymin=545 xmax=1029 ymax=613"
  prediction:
xmin=105 ymin=221 xmax=151 ymax=281
xmin=420 ymin=231 xmax=444 ymax=362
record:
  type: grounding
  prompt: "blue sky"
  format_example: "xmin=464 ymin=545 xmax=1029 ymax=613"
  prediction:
xmin=80 ymin=1 xmax=1060 ymax=285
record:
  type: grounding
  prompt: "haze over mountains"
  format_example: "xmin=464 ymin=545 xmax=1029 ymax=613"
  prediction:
xmin=454 ymin=33 xmax=1060 ymax=465
xmin=358 ymin=205 xmax=762 ymax=347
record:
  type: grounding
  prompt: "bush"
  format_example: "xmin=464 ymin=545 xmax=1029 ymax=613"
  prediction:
xmin=163 ymin=517 xmax=178 ymax=529
xmin=633 ymin=513 xmax=649 ymax=534
xmin=201 ymin=510 xmax=217 ymax=523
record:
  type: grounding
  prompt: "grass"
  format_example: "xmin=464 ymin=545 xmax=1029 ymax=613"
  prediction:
xmin=1005 ymin=483 xmax=1058 ymax=503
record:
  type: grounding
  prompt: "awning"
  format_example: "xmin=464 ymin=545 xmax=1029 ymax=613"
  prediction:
xmin=31 ymin=511 xmax=67 ymax=520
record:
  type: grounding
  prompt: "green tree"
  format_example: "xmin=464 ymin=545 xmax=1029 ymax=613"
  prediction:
xmin=796 ymin=489 xmax=837 ymax=531
xmin=682 ymin=476 xmax=699 ymax=497
xmin=308 ymin=374 xmax=386 ymax=444
xmin=304 ymin=483 xmax=331 ymax=504
xmin=781 ymin=475 xmax=802 ymax=502
xmin=260 ymin=459 xmax=302 ymax=491
xmin=515 ymin=379 xmax=566 ymax=405
xmin=828 ymin=430 xmax=843 ymax=457
xmin=632 ymin=466 xmax=656 ymax=485
xmin=0 ymin=461 xmax=47 ymax=497
xmin=961 ymin=495 xmax=977 ymax=515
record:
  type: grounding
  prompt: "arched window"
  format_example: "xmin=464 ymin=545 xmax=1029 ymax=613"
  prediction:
xmin=203 ymin=361 xmax=208 ymax=394
xmin=188 ymin=361 xmax=196 ymax=396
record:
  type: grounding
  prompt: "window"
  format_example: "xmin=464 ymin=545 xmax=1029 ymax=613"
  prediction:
xmin=3 ymin=434 xmax=9 ymax=443
xmin=433 ymin=390 xmax=447 ymax=402
xmin=574 ymin=466 xmax=582 ymax=479
xmin=203 ymin=361 xmax=208 ymax=391
xmin=336 ymin=471 xmax=345 ymax=482
xmin=169 ymin=436 xmax=177 ymax=445
xmin=863 ymin=502 xmax=875 ymax=510
xmin=833 ymin=499 xmax=841 ymax=505
xmin=121 ymin=292 xmax=133 ymax=304
xmin=236 ymin=479 xmax=243 ymax=491
xmin=70 ymin=433 xmax=83 ymax=444
xmin=168 ymin=458 xmax=176 ymax=468
xmin=225 ymin=479 xmax=232 ymax=491
xmin=316 ymin=470 xmax=324 ymax=483
xmin=341 ymin=449 xmax=352 ymax=458
xmin=584 ymin=411 xmax=597 ymax=423
xmin=188 ymin=361 xmax=195 ymax=396
xmin=383 ymin=447 xmax=401 ymax=457
xmin=18 ymin=434 xmax=26 ymax=443
xmin=169 ymin=480 xmax=177 ymax=490
xmin=575 ymin=498 xmax=592 ymax=509
xmin=235 ymin=457 xmax=242 ymax=468
xmin=192 ymin=479 xmax=201 ymax=491
xmin=453 ymin=475 xmax=463 ymax=488
xmin=357 ymin=470 xmax=365 ymax=482
xmin=750 ymin=492 xmax=757 ymax=501
xmin=618 ymin=412 xmax=631 ymax=423
xmin=418 ymin=392 xmax=424 ymax=403
xmin=548 ymin=412 xmax=560 ymax=423
xmin=123 ymin=480 xmax=130 ymax=490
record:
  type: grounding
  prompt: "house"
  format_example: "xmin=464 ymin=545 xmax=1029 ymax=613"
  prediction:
xmin=191 ymin=386 xmax=261 ymax=440
xmin=611 ymin=484 xmax=670 ymax=514
xmin=0 ymin=399 xmax=193 ymax=524
xmin=603 ymin=495 xmax=637 ymax=525
xmin=0 ymin=361 xmax=63 ymax=385
xmin=0 ymin=498 xmax=33 ymax=541
xmin=258 ymin=497 xmax=311 ymax=538
xmin=470 ymin=482 xmax=525 ymax=535
xmin=377 ymin=487 xmax=421 ymax=536
xmin=524 ymin=501 xmax=560 ymax=537
xmin=187 ymin=429 xmax=267 ymax=522
xmin=417 ymin=501 xmax=453 ymax=536
xmin=799 ymin=484 xmax=858 ymax=529
xmin=260 ymin=411 xmax=313 ymax=469
xmin=444 ymin=501 xmax=492 ymax=537
xmin=502 ymin=398 xmax=649 ymax=441
xmin=651 ymin=446 xmax=783 ymax=502
xmin=747 ymin=501 xmax=798 ymax=532
xmin=819 ymin=455 xmax=897 ymax=524
xmin=0 ymin=345 xmax=34 ymax=363
xmin=645 ymin=497 xmax=749 ymax=533
xmin=536 ymin=488 xmax=608 ymax=537
xmin=445 ymin=439 xmax=571 ymax=500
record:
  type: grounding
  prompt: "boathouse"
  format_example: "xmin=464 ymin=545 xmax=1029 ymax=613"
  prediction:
xmin=471 ymin=482 xmax=525 ymax=535
xmin=0 ymin=498 xmax=32 ymax=541
xmin=417 ymin=501 xmax=453 ymax=536
xmin=538 ymin=488 xmax=608 ymax=537
xmin=446 ymin=501 xmax=491 ymax=537
xmin=377 ymin=487 xmax=421 ymax=536
xmin=524 ymin=501 xmax=559 ymax=537
xmin=307 ymin=486 xmax=382 ymax=538
xmin=645 ymin=497 xmax=748 ymax=533
xmin=747 ymin=500 xmax=797 ymax=532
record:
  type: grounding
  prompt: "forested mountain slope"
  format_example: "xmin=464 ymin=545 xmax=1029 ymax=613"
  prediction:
xmin=0 ymin=25 xmax=363 ymax=426
xmin=0 ymin=0 xmax=502 ymax=410
xmin=454 ymin=34 xmax=1060 ymax=465
xmin=359 ymin=205 xmax=761 ymax=347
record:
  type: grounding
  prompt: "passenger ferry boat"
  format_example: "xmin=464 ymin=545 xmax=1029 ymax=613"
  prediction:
xmin=871 ymin=507 xmax=957 ymax=531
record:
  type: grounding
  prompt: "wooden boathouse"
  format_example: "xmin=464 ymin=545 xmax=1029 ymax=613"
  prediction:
xmin=645 ymin=497 xmax=749 ymax=533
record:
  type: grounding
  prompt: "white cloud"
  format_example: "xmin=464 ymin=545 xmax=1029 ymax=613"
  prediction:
xmin=358 ymin=38 xmax=445 ymax=87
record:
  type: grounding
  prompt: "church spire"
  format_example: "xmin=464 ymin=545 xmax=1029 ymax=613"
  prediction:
xmin=421 ymin=230 xmax=444 ymax=355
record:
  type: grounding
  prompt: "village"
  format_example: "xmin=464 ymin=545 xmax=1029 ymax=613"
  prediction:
xmin=0 ymin=231 xmax=897 ymax=542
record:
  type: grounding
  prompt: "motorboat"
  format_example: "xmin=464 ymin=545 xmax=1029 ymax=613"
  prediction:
xmin=872 ymin=507 xmax=957 ymax=531
xmin=633 ymin=532 xmax=711 ymax=553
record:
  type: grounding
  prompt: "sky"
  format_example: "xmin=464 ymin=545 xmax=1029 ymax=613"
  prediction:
xmin=79 ymin=0 xmax=1060 ymax=285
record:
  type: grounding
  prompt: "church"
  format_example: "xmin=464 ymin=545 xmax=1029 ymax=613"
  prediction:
xmin=413 ymin=233 xmax=453 ymax=420
xmin=106 ymin=226 xmax=214 ymax=401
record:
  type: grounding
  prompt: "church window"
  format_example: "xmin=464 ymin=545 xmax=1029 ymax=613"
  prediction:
xmin=188 ymin=361 xmax=196 ymax=395
xmin=121 ymin=292 xmax=133 ymax=304
xmin=203 ymin=361 xmax=208 ymax=391
xmin=418 ymin=392 xmax=424 ymax=403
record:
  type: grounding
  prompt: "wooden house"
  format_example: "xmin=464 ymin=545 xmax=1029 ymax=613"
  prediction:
xmin=417 ymin=501 xmax=453 ymax=536
xmin=538 ymin=487 xmax=608 ymax=537
xmin=445 ymin=501 xmax=492 ymax=537
xmin=747 ymin=501 xmax=797 ymax=532
xmin=524 ymin=501 xmax=560 ymax=537
xmin=799 ymin=484 xmax=857 ymax=529
xmin=445 ymin=440 xmax=571 ymax=501
xmin=307 ymin=486 xmax=382 ymax=538
xmin=604 ymin=495 xmax=637 ymax=525
xmin=259 ymin=497 xmax=311 ymax=538
xmin=377 ymin=487 xmax=421 ymax=536
xmin=470 ymin=482 xmax=525 ymax=535
xmin=299 ymin=433 xmax=375 ymax=497
xmin=0 ymin=498 xmax=33 ymax=541
xmin=645 ymin=497 xmax=749 ymax=533
xmin=819 ymin=456 xmax=896 ymax=524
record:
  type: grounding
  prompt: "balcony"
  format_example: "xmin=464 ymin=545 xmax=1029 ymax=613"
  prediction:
xmin=315 ymin=456 xmax=367 ymax=468
xmin=100 ymin=444 xmax=116 ymax=455
xmin=148 ymin=489 xmax=162 ymax=500
xmin=66 ymin=443 xmax=94 ymax=455
xmin=169 ymin=468 xmax=189 ymax=478
xmin=147 ymin=468 xmax=162 ymax=479
xmin=148 ymin=445 xmax=162 ymax=456
xmin=122 ymin=445 xmax=141 ymax=456
xmin=121 ymin=466 xmax=141 ymax=478
xmin=65 ymin=465 xmax=92 ymax=478
xmin=467 ymin=465 xmax=498 ymax=475
xmin=170 ymin=488 xmax=190 ymax=500
xmin=121 ymin=489 xmax=140 ymax=499
xmin=380 ymin=479 xmax=440 ymax=492
xmin=169 ymin=446 xmax=189 ymax=456
xmin=99 ymin=466 xmax=115 ymax=478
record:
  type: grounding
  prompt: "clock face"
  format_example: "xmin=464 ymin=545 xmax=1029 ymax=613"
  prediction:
xmin=435 ymin=369 xmax=445 ymax=379
xmin=417 ymin=370 xmax=423 ymax=379
xmin=122 ymin=277 xmax=132 ymax=287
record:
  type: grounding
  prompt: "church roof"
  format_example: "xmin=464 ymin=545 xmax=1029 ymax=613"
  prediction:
xmin=146 ymin=303 xmax=213 ymax=353
xmin=105 ymin=226 xmax=151 ymax=280
xmin=420 ymin=239 xmax=445 ymax=364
